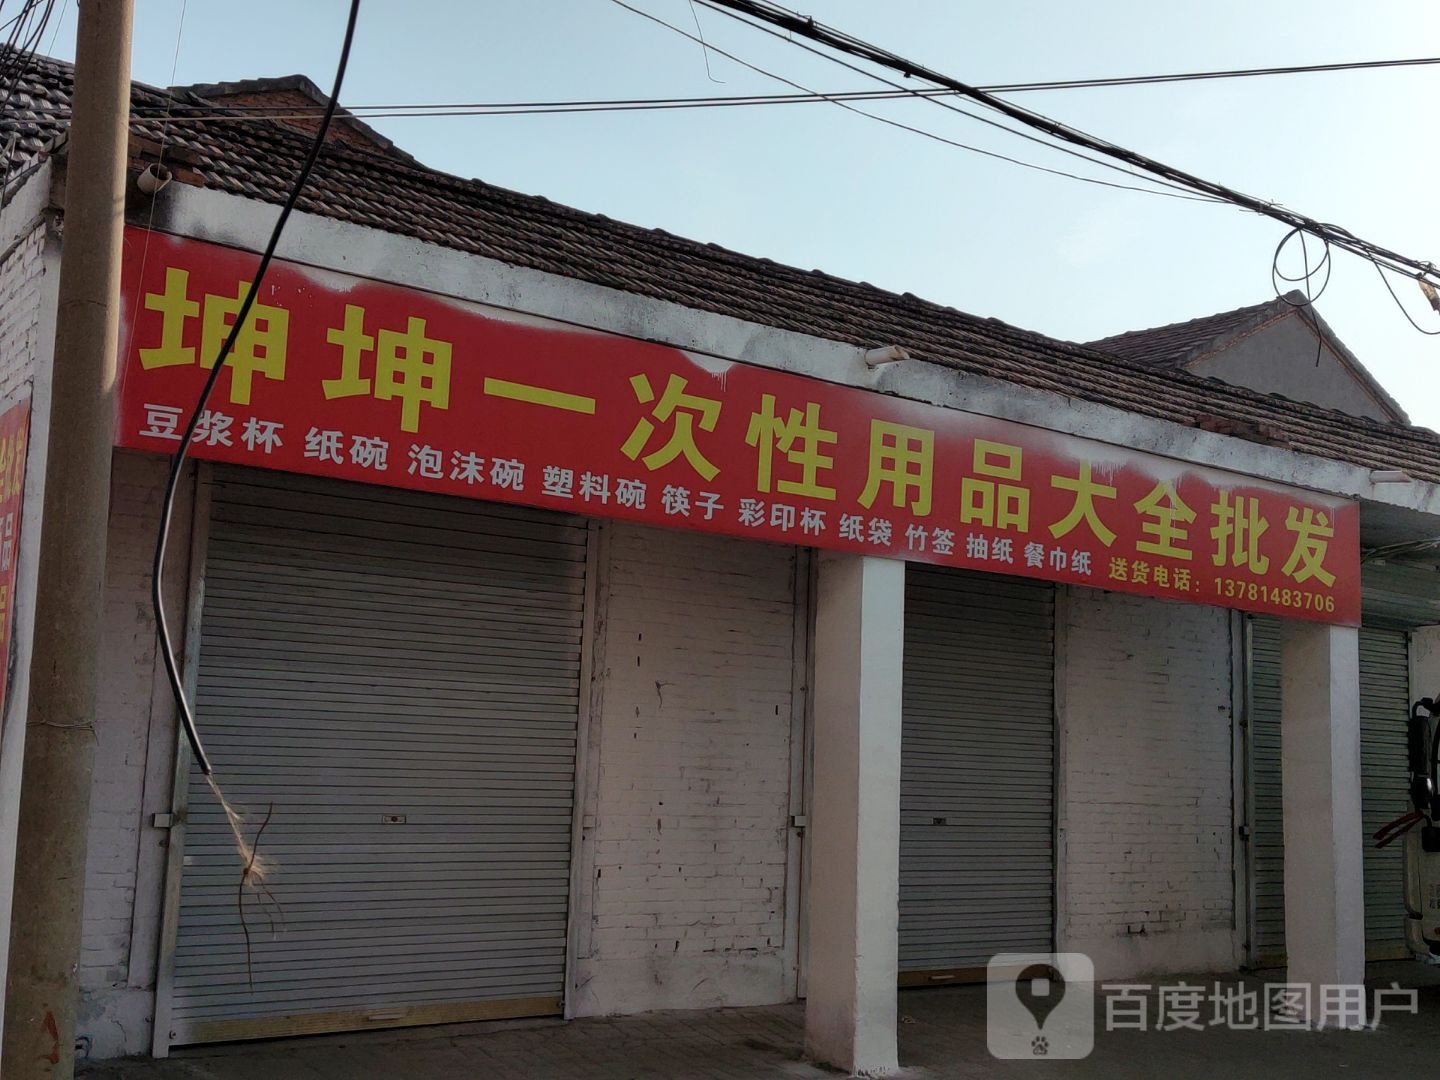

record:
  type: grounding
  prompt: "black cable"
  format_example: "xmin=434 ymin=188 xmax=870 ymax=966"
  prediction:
xmin=699 ymin=0 xmax=1440 ymax=290
xmin=981 ymin=55 xmax=1440 ymax=93
xmin=152 ymin=0 xmax=362 ymax=777
xmin=608 ymin=0 xmax=1215 ymax=203
xmin=1374 ymin=260 xmax=1440 ymax=336
xmin=0 ymin=1 xmax=58 ymax=194
xmin=686 ymin=0 xmax=1222 ymax=202
xmin=97 ymin=53 xmax=1440 ymax=117
xmin=1272 ymin=226 xmax=1332 ymax=304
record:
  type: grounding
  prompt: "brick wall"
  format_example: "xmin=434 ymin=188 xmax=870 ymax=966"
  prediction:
xmin=76 ymin=452 xmax=194 ymax=1059
xmin=572 ymin=523 xmax=799 ymax=1015
xmin=0 ymin=215 xmax=51 ymax=1069
xmin=1059 ymin=586 xmax=1239 ymax=977
xmin=0 ymin=223 xmax=45 ymax=403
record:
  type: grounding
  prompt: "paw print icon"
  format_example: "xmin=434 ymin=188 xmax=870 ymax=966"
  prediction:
xmin=1031 ymin=1035 xmax=1049 ymax=1056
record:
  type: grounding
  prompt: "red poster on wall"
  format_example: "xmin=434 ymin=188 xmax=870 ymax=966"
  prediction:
xmin=0 ymin=398 xmax=29 ymax=726
xmin=116 ymin=228 xmax=1361 ymax=625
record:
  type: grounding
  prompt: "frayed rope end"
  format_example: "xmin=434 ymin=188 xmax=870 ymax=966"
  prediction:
xmin=205 ymin=772 xmax=274 ymax=886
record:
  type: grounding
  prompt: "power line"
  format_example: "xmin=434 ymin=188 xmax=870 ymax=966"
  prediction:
xmin=698 ymin=0 xmax=1440 ymax=293
xmin=100 ymin=52 xmax=1440 ymax=119
xmin=671 ymin=0 xmax=1220 ymax=202
xmin=0 ymin=0 xmax=59 ymax=192
xmin=606 ymin=0 xmax=1217 ymax=203
xmin=981 ymin=54 xmax=1440 ymax=93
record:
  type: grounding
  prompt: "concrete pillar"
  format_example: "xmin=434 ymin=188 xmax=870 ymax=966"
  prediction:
xmin=805 ymin=553 xmax=904 ymax=1075
xmin=1280 ymin=619 xmax=1365 ymax=1027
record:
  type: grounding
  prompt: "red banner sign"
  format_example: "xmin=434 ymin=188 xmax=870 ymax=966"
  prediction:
xmin=116 ymin=229 xmax=1360 ymax=624
xmin=0 ymin=398 xmax=29 ymax=727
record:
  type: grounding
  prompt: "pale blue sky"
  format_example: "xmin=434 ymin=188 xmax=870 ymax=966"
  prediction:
xmin=53 ymin=1 xmax=1440 ymax=425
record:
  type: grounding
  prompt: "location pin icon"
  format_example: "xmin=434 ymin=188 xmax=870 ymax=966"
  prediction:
xmin=1015 ymin=963 xmax=1065 ymax=1031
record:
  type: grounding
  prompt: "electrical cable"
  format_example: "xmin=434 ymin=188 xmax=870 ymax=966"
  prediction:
xmin=151 ymin=0 xmax=361 ymax=781
xmin=1374 ymin=260 xmax=1440 ymax=336
xmin=1272 ymin=227 xmax=1332 ymax=306
xmin=607 ymin=0 xmax=1217 ymax=203
xmin=696 ymin=0 xmax=1440 ymax=294
xmin=122 ymin=0 xmax=188 ymax=468
xmin=1270 ymin=227 xmax=1331 ymax=368
xmin=683 ymin=0 xmax=1224 ymax=202
xmin=76 ymin=52 xmax=1440 ymax=119
xmin=0 ymin=1 xmax=58 ymax=197
xmin=980 ymin=54 xmax=1440 ymax=94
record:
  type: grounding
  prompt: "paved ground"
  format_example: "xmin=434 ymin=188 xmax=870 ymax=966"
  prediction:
xmin=81 ymin=964 xmax=1440 ymax=1079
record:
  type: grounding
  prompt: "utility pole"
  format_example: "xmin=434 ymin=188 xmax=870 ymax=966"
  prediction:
xmin=2 ymin=2 xmax=133 ymax=1077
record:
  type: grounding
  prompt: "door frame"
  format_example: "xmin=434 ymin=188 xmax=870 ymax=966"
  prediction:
xmin=150 ymin=465 xmax=212 ymax=1058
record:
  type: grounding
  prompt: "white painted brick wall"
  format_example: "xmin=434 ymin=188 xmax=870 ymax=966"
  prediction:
xmin=77 ymin=452 xmax=194 ymax=1059
xmin=573 ymin=523 xmax=798 ymax=1015
xmin=0 ymin=223 xmax=46 ymax=405
xmin=1060 ymin=586 xmax=1238 ymax=977
xmin=0 ymin=218 xmax=51 ymax=1067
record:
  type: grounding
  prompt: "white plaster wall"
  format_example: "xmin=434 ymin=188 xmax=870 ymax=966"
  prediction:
xmin=1059 ymin=587 xmax=1239 ymax=978
xmin=74 ymin=451 xmax=194 ymax=1060
xmin=1191 ymin=318 xmax=1397 ymax=423
xmin=0 ymin=202 xmax=56 ymax=1058
xmin=571 ymin=523 xmax=799 ymax=1015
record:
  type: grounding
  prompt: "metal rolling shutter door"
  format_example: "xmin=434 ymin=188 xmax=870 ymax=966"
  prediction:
xmin=899 ymin=565 xmax=1055 ymax=976
xmin=1247 ymin=616 xmax=1285 ymax=960
xmin=1358 ymin=630 xmax=1411 ymax=957
xmin=170 ymin=469 xmax=587 ymax=1043
xmin=1248 ymin=618 xmax=1411 ymax=962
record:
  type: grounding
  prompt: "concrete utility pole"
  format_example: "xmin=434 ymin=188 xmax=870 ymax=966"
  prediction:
xmin=2 ymin=2 xmax=134 ymax=1077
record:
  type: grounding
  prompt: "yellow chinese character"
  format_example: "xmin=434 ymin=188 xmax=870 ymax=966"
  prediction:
xmin=1049 ymin=462 xmax=1117 ymax=546
xmin=199 ymin=281 xmax=289 ymax=406
xmin=1211 ymin=492 xmax=1270 ymax=573
xmin=484 ymin=378 xmax=595 ymax=414
xmin=323 ymin=303 xmax=375 ymax=399
xmin=621 ymin=373 xmax=722 ymax=481
xmin=0 ymin=432 xmax=18 ymax=501
xmin=745 ymin=394 xmax=837 ymax=500
xmin=1281 ymin=507 xmax=1336 ymax=586
xmin=1135 ymin=481 xmax=1196 ymax=560
xmin=960 ymin=439 xmax=1029 ymax=531
xmin=323 ymin=307 xmax=453 ymax=433
xmin=376 ymin=317 xmax=452 ymax=434
xmin=857 ymin=420 xmax=933 ymax=515
xmin=139 ymin=267 xmax=199 ymax=369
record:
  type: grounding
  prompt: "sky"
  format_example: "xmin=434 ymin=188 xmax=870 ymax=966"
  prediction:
xmin=45 ymin=0 xmax=1440 ymax=426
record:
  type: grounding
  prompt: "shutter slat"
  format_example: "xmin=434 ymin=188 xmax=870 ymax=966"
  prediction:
xmin=899 ymin=565 xmax=1055 ymax=974
xmin=169 ymin=469 xmax=583 ymax=1041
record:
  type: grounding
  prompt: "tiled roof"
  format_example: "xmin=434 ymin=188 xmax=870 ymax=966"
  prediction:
xmin=1089 ymin=296 xmax=1295 ymax=369
xmin=7 ymin=50 xmax=1440 ymax=486
xmin=1089 ymin=294 xmax=1408 ymax=423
